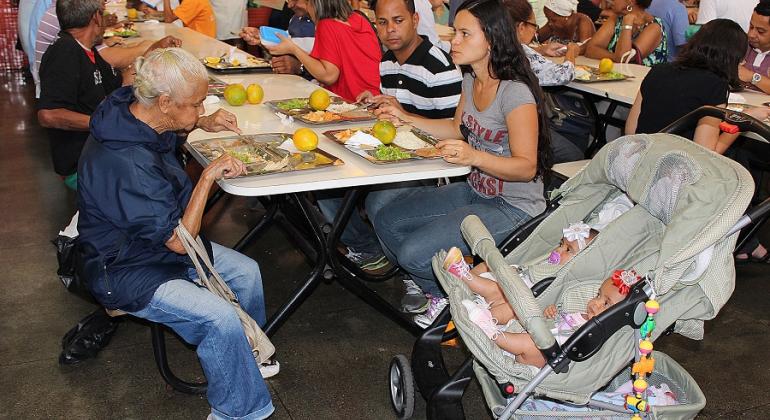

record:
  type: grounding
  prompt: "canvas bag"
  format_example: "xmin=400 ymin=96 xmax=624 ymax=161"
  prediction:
xmin=175 ymin=222 xmax=275 ymax=364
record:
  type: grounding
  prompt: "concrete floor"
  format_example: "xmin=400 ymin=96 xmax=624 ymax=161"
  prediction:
xmin=1 ymin=70 xmax=768 ymax=420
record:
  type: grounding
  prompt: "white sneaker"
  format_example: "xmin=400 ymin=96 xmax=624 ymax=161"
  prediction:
xmin=259 ymin=359 xmax=280 ymax=379
xmin=413 ymin=296 xmax=449 ymax=329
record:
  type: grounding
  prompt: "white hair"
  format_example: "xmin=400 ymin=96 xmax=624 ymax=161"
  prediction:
xmin=132 ymin=48 xmax=208 ymax=106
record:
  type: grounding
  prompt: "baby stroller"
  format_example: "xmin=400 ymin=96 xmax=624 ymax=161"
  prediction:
xmin=388 ymin=107 xmax=770 ymax=419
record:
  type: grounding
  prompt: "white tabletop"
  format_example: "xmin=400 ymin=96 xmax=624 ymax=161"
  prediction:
xmin=131 ymin=23 xmax=470 ymax=197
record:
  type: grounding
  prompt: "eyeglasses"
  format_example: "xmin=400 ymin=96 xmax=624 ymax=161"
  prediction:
xmin=522 ymin=20 xmax=539 ymax=30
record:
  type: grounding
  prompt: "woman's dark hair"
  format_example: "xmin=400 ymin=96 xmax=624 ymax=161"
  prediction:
xmin=504 ymin=0 xmax=532 ymax=23
xmin=457 ymin=0 xmax=551 ymax=179
xmin=312 ymin=0 xmax=353 ymax=21
xmin=674 ymin=19 xmax=748 ymax=89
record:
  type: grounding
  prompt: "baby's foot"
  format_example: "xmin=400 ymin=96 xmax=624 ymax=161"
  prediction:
xmin=461 ymin=299 xmax=502 ymax=340
xmin=444 ymin=247 xmax=472 ymax=282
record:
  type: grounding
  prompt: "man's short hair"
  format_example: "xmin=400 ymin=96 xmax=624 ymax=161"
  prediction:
xmin=403 ymin=0 xmax=416 ymax=14
xmin=757 ymin=0 xmax=770 ymax=17
xmin=57 ymin=0 xmax=103 ymax=31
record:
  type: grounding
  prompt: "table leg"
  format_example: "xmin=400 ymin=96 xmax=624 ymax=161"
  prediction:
xmin=233 ymin=197 xmax=279 ymax=252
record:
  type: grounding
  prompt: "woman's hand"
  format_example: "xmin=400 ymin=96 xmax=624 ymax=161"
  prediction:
xmin=744 ymin=106 xmax=770 ymax=122
xmin=565 ymin=42 xmax=580 ymax=63
xmin=202 ymin=155 xmax=247 ymax=183
xmin=196 ymin=109 xmax=241 ymax=134
xmin=436 ymin=139 xmax=477 ymax=166
xmin=543 ymin=304 xmax=558 ymax=319
xmin=356 ymin=90 xmax=374 ymax=104
xmin=266 ymin=33 xmax=298 ymax=57
xmin=239 ymin=27 xmax=261 ymax=46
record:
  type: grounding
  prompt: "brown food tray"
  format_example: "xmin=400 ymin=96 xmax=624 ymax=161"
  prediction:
xmin=323 ymin=127 xmax=441 ymax=164
xmin=266 ymin=98 xmax=376 ymax=125
xmin=187 ymin=133 xmax=343 ymax=177
xmin=573 ymin=65 xmax=629 ymax=83
xmin=202 ymin=58 xmax=272 ymax=73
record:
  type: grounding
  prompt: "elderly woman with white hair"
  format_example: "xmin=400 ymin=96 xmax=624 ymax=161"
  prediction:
xmin=76 ymin=48 xmax=275 ymax=420
xmin=538 ymin=0 xmax=596 ymax=45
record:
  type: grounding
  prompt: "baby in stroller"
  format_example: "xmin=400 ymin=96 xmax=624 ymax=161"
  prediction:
xmin=443 ymin=221 xmax=599 ymax=323
xmin=444 ymin=220 xmax=641 ymax=367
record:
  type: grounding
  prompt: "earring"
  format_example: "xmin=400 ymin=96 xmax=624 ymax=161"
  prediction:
xmin=626 ymin=4 xmax=633 ymax=12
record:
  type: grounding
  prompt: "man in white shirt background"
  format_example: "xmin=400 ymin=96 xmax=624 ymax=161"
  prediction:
xmin=696 ymin=0 xmax=759 ymax=32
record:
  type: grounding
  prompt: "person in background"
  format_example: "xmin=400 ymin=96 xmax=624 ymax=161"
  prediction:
xmin=209 ymin=0 xmax=247 ymax=45
xmin=32 ymin=0 xmax=180 ymax=97
xmin=266 ymin=0 xmax=381 ymax=102
xmin=538 ymin=0 xmax=595 ymax=45
xmin=374 ymin=0 xmax=551 ymax=328
xmin=509 ymin=0 xmax=585 ymax=163
xmin=240 ymin=0 xmax=316 ymax=76
xmin=349 ymin=0 xmax=463 ymax=311
xmin=740 ymin=0 xmax=770 ymax=94
xmin=431 ymin=0 xmax=450 ymax=24
xmin=78 ymin=47 xmax=276 ymax=420
xmin=585 ymin=0 xmax=667 ymax=66
xmin=647 ymin=0 xmax=689 ymax=61
xmin=162 ymin=0 xmax=216 ymax=38
xmin=695 ymin=0 xmax=758 ymax=32
xmin=625 ymin=19 xmax=766 ymax=148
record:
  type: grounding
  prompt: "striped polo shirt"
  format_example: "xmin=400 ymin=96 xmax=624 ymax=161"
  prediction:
xmin=380 ymin=36 xmax=462 ymax=119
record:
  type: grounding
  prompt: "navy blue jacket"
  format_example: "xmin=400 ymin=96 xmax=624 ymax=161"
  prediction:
xmin=77 ymin=86 xmax=196 ymax=312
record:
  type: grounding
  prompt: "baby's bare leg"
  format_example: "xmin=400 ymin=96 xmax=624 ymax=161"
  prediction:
xmin=495 ymin=332 xmax=546 ymax=368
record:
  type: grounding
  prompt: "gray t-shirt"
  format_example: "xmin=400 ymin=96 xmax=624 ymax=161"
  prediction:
xmin=460 ymin=73 xmax=546 ymax=216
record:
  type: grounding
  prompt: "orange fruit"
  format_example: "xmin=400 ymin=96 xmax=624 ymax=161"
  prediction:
xmin=246 ymin=83 xmax=264 ymax=104
xmin=127 ymin=8 xmax=138 ymax=19
xmin=371 ymin=120 xmax=396 ymax=144
xmin=223 ymin=84 xmax=247 ymax=106
xmin=309 ymin=89 xmax=331 ymax=111
xmin=598 ymin=58 xmax=614 ymax=74
xmin=292 ymin=128 xmax=318 ymax=151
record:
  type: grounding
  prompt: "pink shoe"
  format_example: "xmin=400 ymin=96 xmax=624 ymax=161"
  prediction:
xmin=461 ymin=299 xmax=501 ymax=340
xmin=444 ymin=247 xmax=472 ymax=282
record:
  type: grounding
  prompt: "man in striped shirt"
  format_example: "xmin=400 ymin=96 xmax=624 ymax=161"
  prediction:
xmin=357 ymin=0 xmax=462 ymax=119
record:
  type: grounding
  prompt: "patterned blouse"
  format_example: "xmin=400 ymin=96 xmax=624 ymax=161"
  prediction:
xmin=522 ymin=44 xmax=575 ymax=86
xmin=607 ymin=16 xmax=668 ymax=67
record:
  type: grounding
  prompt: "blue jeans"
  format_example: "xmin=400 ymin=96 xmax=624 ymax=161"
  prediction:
xmin=128 ymin=242 xmax=274 ymax=420
xmin=373 ymin=182 xmax=531 ymax=297
xmin=316 ymin=192 xmax=382 ymax=255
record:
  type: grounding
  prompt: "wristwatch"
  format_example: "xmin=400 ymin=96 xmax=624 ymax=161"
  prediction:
xmin=622 ymin=24 xmax=633 ymax=31
xmin=752 ymin=72 xmax=762 ymax=85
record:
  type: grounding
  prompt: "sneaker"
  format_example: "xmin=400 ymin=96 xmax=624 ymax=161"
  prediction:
xmin=413 ymin=296 xmax=449 ymax=329
xmin=461 ymin=299 xmax=501 ymax=340
xmin=345 ymin=248 xmax=391 ymax=271
xmin=443 ymin=247 xmax=472 ymax=282
xmin=259 ymin=359 xmax=280 ymax=379
xmin=400 ymin=277 xmax=430 ymax=313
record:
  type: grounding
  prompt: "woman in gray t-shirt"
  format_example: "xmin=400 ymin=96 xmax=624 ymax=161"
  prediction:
xmin=373 ymin=0 xmax=552 ymax=328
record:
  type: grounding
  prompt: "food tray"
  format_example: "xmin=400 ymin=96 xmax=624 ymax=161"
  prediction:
xmin=323 ymin=127 xmax=441 ymax=164
xmin=202 ymin=57 xmax=272 ymax=73
xmin=187 ymin=133 xmax=343 ymax=177
xmin=573 ymin=65 xmax=629 ymax=83
xmin=266 ymin=97 xmax=376 ymax=125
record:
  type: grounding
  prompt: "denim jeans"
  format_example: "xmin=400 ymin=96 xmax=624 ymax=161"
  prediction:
xmin=373 ymin=182 xmax=532 ymax=297
xmin=316 ymin=192 xmax=382 ymax=255
xmin=128 ymin=242 xmax=274 ymax=420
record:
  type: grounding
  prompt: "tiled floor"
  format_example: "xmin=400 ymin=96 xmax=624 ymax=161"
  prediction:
xmin=1 ymin=70 xmax=768 ymax=419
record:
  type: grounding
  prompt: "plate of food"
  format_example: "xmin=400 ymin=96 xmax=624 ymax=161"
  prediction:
xmin=324 ymin=124 xmax=441 ymax=164
xmin=725 ymin=103 xmax=770 ymax=124
xmin=187 ymin=133 xmax=343 ymax=177
xmin=201 ymin=55 xmax=272 ymax=73
xmin=268 ymin=97 xmax=376 ymax=125
xmin=104 ymin=23 xmax=139 ymax=37
xmin=573 ymin=65 xmax=628 ymax=83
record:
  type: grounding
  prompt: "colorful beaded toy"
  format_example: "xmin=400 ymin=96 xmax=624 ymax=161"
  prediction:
xmin=626 ymin=298 xmax=659 ymax=419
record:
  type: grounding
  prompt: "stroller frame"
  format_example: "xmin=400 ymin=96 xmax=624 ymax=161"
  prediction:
xmin=388 ymin=105 xmax=770 ymax=419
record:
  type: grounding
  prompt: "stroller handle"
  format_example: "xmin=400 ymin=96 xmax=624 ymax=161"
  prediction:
xmin=661 ymin=105 xmax=770 ymax=140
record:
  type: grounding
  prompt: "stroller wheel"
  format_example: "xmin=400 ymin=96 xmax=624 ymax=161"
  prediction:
xmin=389 ymin=354 xmax=415 ymax=420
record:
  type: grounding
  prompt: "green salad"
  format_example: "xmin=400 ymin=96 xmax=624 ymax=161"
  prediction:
xmin=374 ymin=145 xmax=412 ymax=161
xmin=227 ymin=150 xmax=259 ymax=164
xmin=277 ymin=98 xmax=309 ymax=110
xmin=603 ymin=71 xmax=625 ymax=80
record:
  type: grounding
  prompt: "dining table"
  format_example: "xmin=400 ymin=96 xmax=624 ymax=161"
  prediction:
xmin=127 ymin=22 xmax=471 ymax=336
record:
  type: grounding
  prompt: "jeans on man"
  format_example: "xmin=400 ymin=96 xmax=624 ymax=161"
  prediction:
xmin=373 ymin=182 xmax=531 ymax=297
xmin=128 ymin=242 xmax=274 ymax=420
